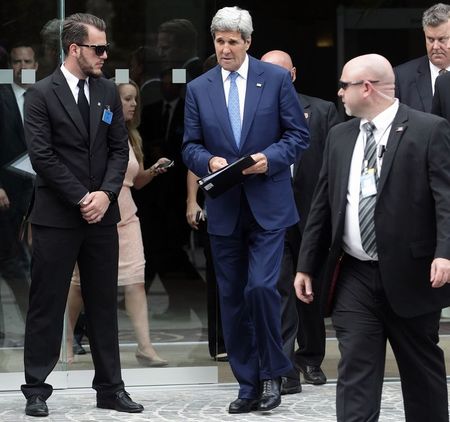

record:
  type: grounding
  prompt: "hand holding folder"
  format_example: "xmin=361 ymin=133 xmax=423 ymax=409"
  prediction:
xmin=197 ymin=155 xmax=256 ymax=198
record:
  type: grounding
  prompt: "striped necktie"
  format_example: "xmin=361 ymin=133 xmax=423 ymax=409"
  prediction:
xmin=359 ymin=121 xmax=378 ymax=259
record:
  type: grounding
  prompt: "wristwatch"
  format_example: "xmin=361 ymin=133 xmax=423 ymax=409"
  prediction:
xmin=102 ymin=190 xmax=117 ymax=203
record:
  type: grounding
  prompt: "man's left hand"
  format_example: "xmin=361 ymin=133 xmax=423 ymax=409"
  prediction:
xmin=430 ymin=257 xmax=450 ymax=288
xmin=242 ymin=153 xmax=268 ymax=174
xmin=80 ymin=191 xmax=110 ymax=224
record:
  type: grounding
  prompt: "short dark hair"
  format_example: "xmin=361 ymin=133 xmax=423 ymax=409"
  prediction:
xmin=61 ymin=13 xmax=106 ymax=55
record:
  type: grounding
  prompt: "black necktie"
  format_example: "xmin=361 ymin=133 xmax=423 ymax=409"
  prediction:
xmin=77 ymin=79 xmax=90 ymax=133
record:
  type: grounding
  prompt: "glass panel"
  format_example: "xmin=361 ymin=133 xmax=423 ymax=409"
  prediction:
xmin=0 ymin=1 xmax=63 ymax=383
xmin=60 ymin=0 xmax=218 ymax=384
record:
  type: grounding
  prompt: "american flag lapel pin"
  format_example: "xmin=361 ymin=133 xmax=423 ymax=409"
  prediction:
xmin=256 ymin=83 xmax=262 ymax=87
xmin=395 ymin=126 xmax=404 ymax=132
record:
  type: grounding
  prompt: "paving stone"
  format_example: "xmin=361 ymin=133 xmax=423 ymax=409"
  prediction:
xmin=0 ymin=381 xmax=447 ymax=421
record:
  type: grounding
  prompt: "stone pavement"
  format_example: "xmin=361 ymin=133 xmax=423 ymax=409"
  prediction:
xmin=0 ymin=381 xmax=411 ymax=421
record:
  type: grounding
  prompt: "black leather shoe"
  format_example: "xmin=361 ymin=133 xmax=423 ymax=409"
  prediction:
xmin=298 ymin=363 xmax=327 ymax=385
xmin=257 ymin=378 xmax=281 ymax=411
xmin=25 ymin=396 xmax=49 ymax=417
xmin=228 ymin=398 xmax=259 ymax=414
xmin=97 ymin=390 xmax=144 ymax=413
xmin=281 ymin=376 xmax=302 ymax=395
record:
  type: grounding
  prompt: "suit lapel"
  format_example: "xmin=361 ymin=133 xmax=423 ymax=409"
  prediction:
xmin=377 ymin=105 xmax=408 ymax=196
xmin=293 ymin=96 xmax=311 ymax=178
xmin=241 ymin=57 xmax=264 ymax=148
xmin=416 ymin=57 xmax=432 ymax=112
xmin=338 ymin=121 xmax=360 ymax=202
xmin=207 ymin=67 xmax=239 ymax=152
xmin=88 ymin=78 xmax=104 ymax=149
xmin=52 ymin=68 xmax=88 ymax=140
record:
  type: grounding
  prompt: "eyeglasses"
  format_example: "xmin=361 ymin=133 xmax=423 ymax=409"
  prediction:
xmin=76 ymin=43 xmax=110 ymax=56
xmin=338 ymin=80 xmax=380 ymax=90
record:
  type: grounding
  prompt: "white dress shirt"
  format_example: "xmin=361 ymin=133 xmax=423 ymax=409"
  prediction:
xmin=11 ymin=82 xmax=26 ymax=122
xmin=429 ymin=61 xmax=450 ymax=95
xmin=342 ymin=99 xmax=399 ymax=261
xmin=221 ymin=54 xmax=249 ymax=125
xmin=60 ymin=64 xmax=90 ymax=104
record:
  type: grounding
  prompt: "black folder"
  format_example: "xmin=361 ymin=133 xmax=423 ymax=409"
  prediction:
xmin=197 ymin=155 xmax=256 ymax=198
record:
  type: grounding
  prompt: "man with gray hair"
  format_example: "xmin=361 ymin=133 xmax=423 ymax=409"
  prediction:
xmin=183 ymin=6 xmax=309 ymax=414
xmin=295 ymin=53 xmax=450 ymax=421
xmin=394 ymin=3 xmax=450 ymax=112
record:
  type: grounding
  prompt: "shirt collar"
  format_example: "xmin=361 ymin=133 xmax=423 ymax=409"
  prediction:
xmin=360 ymin=99 xmax=399 ymax=134
xmin=221 ymin=54 xmax=249 ymax=83
xmin=11 ymin=82 xmax=26 ymax=97
xmin=60 ymin=63 xmax=90 ymax=91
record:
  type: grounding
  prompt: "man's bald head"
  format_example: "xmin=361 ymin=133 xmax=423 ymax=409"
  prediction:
xmin=261 ymin=50 xmax=296 ymax=82
xmin=339 ymin=54 xmax=396 ymax=119
xmin=343 ymin=54 xmax=395 ymax=89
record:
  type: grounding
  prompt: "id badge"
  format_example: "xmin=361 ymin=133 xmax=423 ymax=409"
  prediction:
xmin=360 ymin=169 xmax=377 ymax=198
xmin=102 ymin=108 xmax=113 ymax=124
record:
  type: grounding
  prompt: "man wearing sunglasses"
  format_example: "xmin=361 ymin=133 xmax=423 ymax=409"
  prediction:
xmin=295 ymin=54 xmax=450 ymax=421
xmin=21 ymin=13 xmax=143 ymax=417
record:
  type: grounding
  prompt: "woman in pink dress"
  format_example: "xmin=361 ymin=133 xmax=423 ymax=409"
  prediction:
xmin=67 ymin=79 xmax=169 ymax=366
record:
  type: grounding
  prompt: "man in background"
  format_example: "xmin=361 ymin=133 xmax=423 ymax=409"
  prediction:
xmin=394 ymin=3 xmax=450 ymax=112
xmin=261 ymin=50 xmax=340 ymax=393
xmin=0 ymin=42 xmax=38 ymax=329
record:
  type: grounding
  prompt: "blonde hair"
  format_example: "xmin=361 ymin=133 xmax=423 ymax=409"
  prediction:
xmin=115 ymin=78 xmax=144 ymax=164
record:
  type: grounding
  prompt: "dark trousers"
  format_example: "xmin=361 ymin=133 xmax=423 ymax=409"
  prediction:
xmin=332 ymin=255 xmax=448 ymax=422
xmin=21 ymin=224 xmax=124 ymax=400
xmin=277 ymin=237 xmax=300 ymax=380
xmin=209 ymin=197 xmax=292 ymax=399
xmin=199 ymin=221 xmax=225 ymax=357
xmin=277 ymin=226 xmax=326 ymax=381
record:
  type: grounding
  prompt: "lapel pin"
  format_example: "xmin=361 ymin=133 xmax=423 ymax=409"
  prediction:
xmin=395 ymin=126 xmax=404 ymax=132
xmin=97 ymin=102 xmax=101 ymax=107
xmin=304 ymin=112 xmax=309 ymax=119
xmin=256 ymin=83 xmax=262 ymax=87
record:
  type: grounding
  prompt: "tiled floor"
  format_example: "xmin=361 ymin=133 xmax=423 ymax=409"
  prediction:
xmin=0 ymin=381 xmax=413 ymax=421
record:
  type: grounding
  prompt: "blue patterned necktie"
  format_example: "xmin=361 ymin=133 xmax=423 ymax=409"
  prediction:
xmin=227 ymin=71 xmax=241 ymax=147
xmin=359 ymin=121 xmax=378 ymax=259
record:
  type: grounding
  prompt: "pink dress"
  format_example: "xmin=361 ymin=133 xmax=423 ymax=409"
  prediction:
xmin=72 ymin=142 xmax=145 ymax=286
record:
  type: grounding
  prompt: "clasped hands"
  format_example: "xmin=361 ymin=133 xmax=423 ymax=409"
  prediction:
xmin=79 ymin=191 xmax=110 ymax=224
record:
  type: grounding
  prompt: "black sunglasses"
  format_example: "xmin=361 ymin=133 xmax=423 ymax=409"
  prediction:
xmin=76 ymin=43 xmax=110 ymax=56
xmin=338 ymin=80 xmax=380 ymax=90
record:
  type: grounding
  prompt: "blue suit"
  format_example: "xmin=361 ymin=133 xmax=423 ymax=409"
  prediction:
xmin=182 ymin=55 xmax=309 ymax=398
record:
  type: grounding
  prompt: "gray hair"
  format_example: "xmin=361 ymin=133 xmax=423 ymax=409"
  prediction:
xmin=210 ymin=6 xmax=253 ymax=41
xmin=422 ymin=3 xmax=450 ymax=28
xmin=61 ymin=13 xmax=106 ymax=55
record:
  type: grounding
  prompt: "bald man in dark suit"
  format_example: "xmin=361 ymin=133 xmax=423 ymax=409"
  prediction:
xmin=261 ymin=50 xmax=340 ymax=393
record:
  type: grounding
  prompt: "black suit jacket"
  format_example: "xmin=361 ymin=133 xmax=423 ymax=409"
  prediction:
xmin=394 ymin=55 xmax=432 ymax=113
xmin=297 ymin=103 xmax=450 ymax=318
xmin=0 ymin=84 xmax=33 ymax=213
xmin=431 ymin=70 xmax=450 ymax=120
xmin=25 ymin=68 xmax=128 ymax=228
xmin=293 ymin=94 xmax=341 ymax=235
